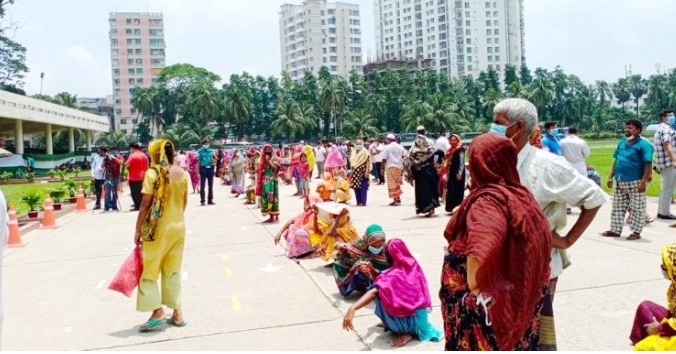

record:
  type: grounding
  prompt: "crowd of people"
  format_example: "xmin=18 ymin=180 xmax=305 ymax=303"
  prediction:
xmin=111 ymin=96 xmax=676 ymax=350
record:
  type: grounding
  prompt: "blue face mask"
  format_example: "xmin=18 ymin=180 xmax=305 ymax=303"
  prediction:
xmin=368 ymin=245 xmax=383 ymax=254
xmin=489 ymin=123 xmax=507 ymax=136
xmin=587 ymin=170 xmax=593 ymax=177
xmin=668 ymin=116 xmax=675 ymax=125
xmin=550 ymin=128 xmax=558 ymax=135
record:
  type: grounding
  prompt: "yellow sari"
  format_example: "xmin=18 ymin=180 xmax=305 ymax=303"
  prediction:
xmin=309 ymin=203 xmax=358 ymax=261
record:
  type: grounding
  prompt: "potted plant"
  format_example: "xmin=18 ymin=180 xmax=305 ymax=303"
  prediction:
xmin=47 ymin=169 xmax=57 ymax=179
xmin=63 ymin=179 xmax=79 ymax=203
xmin=73 ymin=166 xmax=82 ymax=177
xmin=87 ymin=180 xmax=97 ymax=199
xmin=21 ymin=191 xmax=42 ymax=219
xmin=84 ymin=180 xmax=94 ymax=198
xmin=49 ymin=188 xmax=66 ymax=211
xmin=25 ymin=172 xmax=35 ymax=183
xmin=57 ymin=170 xmax=67 ymax=181
xmin=0 ymin=171 xmax=12 ymax=183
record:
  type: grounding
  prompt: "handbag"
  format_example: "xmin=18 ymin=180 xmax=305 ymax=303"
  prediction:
xmin=108 ymin=245 xmax=143 ymax=297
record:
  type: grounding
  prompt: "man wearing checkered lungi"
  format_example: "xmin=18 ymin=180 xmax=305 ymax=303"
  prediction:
xmin=600 ymin=119 xmax=654 ymax=241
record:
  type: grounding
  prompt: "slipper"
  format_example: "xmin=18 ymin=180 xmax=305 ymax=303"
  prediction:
xmin=627 ymin=233 xmax=641 ymax=241
xmin=139 ymin=318 xmax=166 ymax=332
xmin=599 ymin=231 xmax=621 ymax=238
xmin=167 ymin=318 xmax=188 ymax=327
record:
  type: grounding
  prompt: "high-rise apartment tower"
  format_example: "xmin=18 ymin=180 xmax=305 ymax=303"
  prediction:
xmin=375 ymin=0 xmax=525 ymax=77
xmin=279 ymin=0 xmax=363 ymax=81
xmin=108 ymin=12 xmax=166 ymax=134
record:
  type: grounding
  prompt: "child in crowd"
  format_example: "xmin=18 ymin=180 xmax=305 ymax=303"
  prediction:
xmin=298 ymin=153 xmax=310 ymax=198
xmin=586 ymin=165 xmax=602 ymax=186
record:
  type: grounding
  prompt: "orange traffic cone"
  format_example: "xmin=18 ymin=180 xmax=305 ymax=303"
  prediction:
xmin=40 ymin=195 xmax=57 ymax=229
xmin=7 ymin=205 xmax=23 ymax=248
xmin=75 ymin=186 xmax=87 ymax=212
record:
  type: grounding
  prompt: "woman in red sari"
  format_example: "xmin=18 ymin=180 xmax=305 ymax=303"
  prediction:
xmin=440 ymin=133 xmax=551 ymax=350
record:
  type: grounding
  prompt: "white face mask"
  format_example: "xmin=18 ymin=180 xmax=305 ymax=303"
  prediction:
xmin=203 ymin=144 xmax=210 ymax=149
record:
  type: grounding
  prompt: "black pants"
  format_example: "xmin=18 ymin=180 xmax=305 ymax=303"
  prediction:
xmin=200 ymin=166 xmax=214 ymax=203
xmin=129 ymin=180 xmax=143 ymax=209
xmin=373 ymin=162 xmax=383 ymax=183
xmin=94 ymin=179 xmax=105 ymax=207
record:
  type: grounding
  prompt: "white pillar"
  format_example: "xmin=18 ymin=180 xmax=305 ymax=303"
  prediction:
xmin=68 ymin=127 xmax=75 ymax=153
xmin=45 ymin=123 xmax=53 ymax=155
xmin=14 ymin=120 xmax=23 ymax=154
xmin=86 ymin=130 xmax=92 ymax=150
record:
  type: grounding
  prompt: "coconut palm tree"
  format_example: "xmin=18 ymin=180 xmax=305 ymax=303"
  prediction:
xmin=366 ymin=94 xmax=385 ymax=128
xmin=595 ymin=80 xmax=613 ymax=106
xmin=527 ymin=75 xmax=554 ymax=112
xmin=190 ymin=82 xmax=220 ymax=125
xmin=320 ymin=81 xmax=345 ymax=138
xmin=130 ymin=86 xmax=154 ymax=138
xmin=271 ymin=100 xmax=312 ymax=141
xmin=54 ymin=92 xmax=78 ymax=108
xmin=629 ymin=75 xmax=647 ymax=117
xmin=95 ymin=131 xmax=135 ymax=150
xmin=343 ymin=109 xmax=380 ymax=139
xmin=400 ymin=100 xmax=433 ymax=132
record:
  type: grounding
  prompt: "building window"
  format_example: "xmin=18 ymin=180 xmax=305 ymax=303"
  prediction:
xmin=486 ymin=11 xmax=491 ymax=17
xmin=137 ymin=78 xmax=144 ymax=84
xmin=126 ymin=19 xmax=132 ymax=25
xmin=493 ymin=20 xmax=499 ymax=26
xmin=467 ymin=47 xmax=472 ymax=53
xmin=494 ymin=11 xmax=498 ymax=16
xmin=465 ymin=29 xmax=471 ymax=35
xmin=494 ymin=29 xmax=499 ymax=35
xmin=127 ymin=59 xmax=134 ymax=65
xmin=486 ymin=20 xmax=491 ymax=26
xmin=488 ymin=64 xmax=493 ymax=69
xmin=125 ymin=29 xmax=132 ymax=35
xmin=487 ymin=47 xmax=493 ymax=53
xmin=485 ymin=1 xmax=490 ymax=7
xmin=135 ymin=49 xmax=142 ymax=55
xmin=467 ymin=56 xmax=472 ymax=62
xmin=487 ymin=38 xmax=492 ymax=44
xmin=466 ymin=38 xmax=472 ymax=44
xmin=495 ymin=55 xmax=500 ymax=61
xmin=468 ymin=65 xmax=473 ymax=71
xmin=134 ymin=39 xmax=141 ymax=45
xmin=134 ymin=28 xmax=141 ymax=35
xmin=126 ymin=39 xmax=133 ymax=45
xmin=120 ymin=119 xmax=127 ymax=125
xmin=136 ymin=59 xmax=143 ymax=64
xmin=488 ymin=55 xmax=493 ymax=62
xmin=127 ymin=49 xmax=133 ymax=55
xmin=128 ymin=68 xmax=134 ymax=75
xmin=464 ymin=2 xmax=469 ymax=8
xmin=486 ymin=29 xmax=492 ymax=35
xmin=136 ymin=68 xmax=143 ymax=75
xmin=495 ymin=47 xmax=500 ymax=53
xmin=465 ymin=20 xmax=470 ymax=26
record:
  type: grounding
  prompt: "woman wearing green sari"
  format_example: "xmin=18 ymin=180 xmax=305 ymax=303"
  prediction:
xmin=256 ymin=144 xmax=281 ymax=223
xmin=333 ymin=224 xmax=391 ymax=297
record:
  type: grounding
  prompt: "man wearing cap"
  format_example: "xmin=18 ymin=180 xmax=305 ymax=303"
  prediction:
xmin=198 ymin=139 xmax=216 ymax=206
xmin=382 ymin=133 xmax=406 ymax=205
xmin=126 ymin=143 xmax=148 ymax=211
xmin=417 ymin=125 xmax=435 ymax=147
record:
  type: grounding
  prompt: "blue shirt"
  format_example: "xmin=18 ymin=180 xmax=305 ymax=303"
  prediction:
xmin=613 ymin=136 xmax=653 ymax=182
xmin=541 ymin=133 xmax=561 ymax=155
xmin=198 ymin=147 xmax=214 ymax=167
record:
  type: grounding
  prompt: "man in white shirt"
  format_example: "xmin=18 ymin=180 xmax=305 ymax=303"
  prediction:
xmin=559 ymin=126 xmax=591 ymax=213
xmin=90 ymin=147 xmax=108 ymax=210
xmin=314 ymin=142 xmax=326 ymax=179
xmin=434 ymin=127 xmax=451 ymax=154
xmin=373 ymin=138 xmax=385 ymax=184
xmin=491 ymin=98 xmax=608 ymax=351
xmin=381 ymin=133 xmax=406 ymax=205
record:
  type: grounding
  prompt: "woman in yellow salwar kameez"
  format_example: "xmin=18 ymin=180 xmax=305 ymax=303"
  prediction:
xmin=309 ymin=202 xmax=359 ymax=262
xmin=134 ymin=139 xmax=189 ymax=332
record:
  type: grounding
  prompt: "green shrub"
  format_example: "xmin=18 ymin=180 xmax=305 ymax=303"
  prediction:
xmin=0 ymin=171 xmax=13 ymax=181
xmin=25 ymin=172 xmax=35 ymax=182
xmin=21 ymin=191 xmax=42 ymax=211
xmin=63 ymin=179 xmax=78 ymax=197
xmin=49 ymin=188 xmax=66 ymax=203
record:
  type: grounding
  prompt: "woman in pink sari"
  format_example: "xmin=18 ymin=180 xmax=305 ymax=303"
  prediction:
xmin=273 ymin=194 xmax=321 ymax=258
xmin=342 ymin=238 xmax=441 ymax=347
xmin=187 ymin=151 xmax=200 ymax=193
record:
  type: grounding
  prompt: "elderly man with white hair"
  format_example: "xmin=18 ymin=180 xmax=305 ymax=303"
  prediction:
xmin=488 ymin=98 xmax=608 ymax=350
xmin=382 ymin=133 xmax=407 ymax=205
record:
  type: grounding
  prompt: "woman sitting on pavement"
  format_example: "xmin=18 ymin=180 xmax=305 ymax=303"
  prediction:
xmin=274 ymin=194 xmax=321 ymax=259
xmin=342 ymin=238 xmax=441 ymax=347
xmin=309 ymin=202 xmax=358 ymax=262
xmin=630 ymin=244 xmax=676 ymax=350
xmin=319 ymin=146 xmax=351 ymax=203
xmin=333 ymin=224 xmax=390 ymax=297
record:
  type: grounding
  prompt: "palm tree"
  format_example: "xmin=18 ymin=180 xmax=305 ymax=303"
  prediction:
xmin=271 ymin=100 xmax=312 ymax=141
xmin=320 ymin=81 xmax=345 ymax=138
xmin=190 ymin=83 xmax=220 ymax=125
xmin=400 ymin=100 xmax=433 ymax=132
xmin=612 ymin=78 xmax=632 ymax=111
xmin=629 ymin=75 xmax=647 ymax=117
xmin=131 ymin=87 xmax=154 ymax=138
xmin=343 ymin=109 xmax=380 ymax=139
xmin=54 ymin=92 xmax=78 ymax=108
xmin=224 ymin=84 xmax=252 ymax=139
xmin=95 ymin=131 xmax=135 ymax=150
xmin=595 ymin=80 xmax=613 ymax=106
xmin=426 ymin=94 xmax=457 ymax=132
xmin=482 ymin=88 xmax=503 ymax=118
xmin=527 ymin=75 xmax=554 ymax=112
xmin=506 ymin=81 xmax=524 ymax=98
xmin=366 ymin=94 xmax=385 ymax=128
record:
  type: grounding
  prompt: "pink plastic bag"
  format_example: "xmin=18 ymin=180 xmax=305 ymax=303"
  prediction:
xmin=108 ymin=245 xmax=143 ymax=297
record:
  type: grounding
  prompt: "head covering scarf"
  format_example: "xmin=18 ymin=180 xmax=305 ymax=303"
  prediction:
xmin=444 ymin=133 xmax=551 ymax=351
xmin=446 ymin=134 xmax=463 ymax=159
xmin=333 ymin=224 xmax=390 ymax=288
xmin=403 ymin=134 xmax=436 ymax=185
xmin=230 ymin=149 xmax=247 ymax=175
xmin=304 ymin=145 xmax=316 ymax=169
xmin=324 ymin=146 xmax=345 ymax=171
xmin=349 ymin=145 xmax=370 ymax=169
xmin=374 ymin=238 xmax=431 ymax=317
xmin=662 ymin=244 xmax=676 ymax=314
xmin=256 ymin=145 xmax=276 ymax=196
xmin=187 ymin=151 xmax=198 ymax=170
xmin=140 ymin=139 xmax=176 ymax=242
xmin=529 ymin=126 xmax=543 ymax=149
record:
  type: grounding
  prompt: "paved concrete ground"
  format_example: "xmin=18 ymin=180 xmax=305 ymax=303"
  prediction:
xmin=3 ymin=175 xmax=674 ymax=350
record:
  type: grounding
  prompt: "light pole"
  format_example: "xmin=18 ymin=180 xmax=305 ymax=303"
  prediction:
xmin=40 ymin=72 xmax=44 ymax=96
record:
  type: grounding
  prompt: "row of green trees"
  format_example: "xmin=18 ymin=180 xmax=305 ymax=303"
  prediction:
xmin=124 ymin=62 xmax=676 ymax=145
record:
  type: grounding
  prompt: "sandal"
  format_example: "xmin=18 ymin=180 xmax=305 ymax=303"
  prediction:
xmin=139 ymin=318 xmax=166 ymax=332
xmin=627 ymin=233 xmax=641 ymax=241
xmin=599 ymin=230 xmax=621 ymax=238
xmin=167 ymin=318 xmax=188 ymax=327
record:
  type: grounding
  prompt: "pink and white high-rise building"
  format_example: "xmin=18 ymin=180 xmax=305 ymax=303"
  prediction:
xmin=108 ymin=12 xmax=166 ymax=134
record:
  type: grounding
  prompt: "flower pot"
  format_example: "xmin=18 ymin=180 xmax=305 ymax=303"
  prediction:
xmin=27 ymin=211 xmax=38 ymax=219
xmin=69 ymin=197 xmax=77 ymax=204
xmin=54 ymin=203 xmax=62 ymax=211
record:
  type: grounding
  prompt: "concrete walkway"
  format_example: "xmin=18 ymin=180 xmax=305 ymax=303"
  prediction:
xmin=3 ymin=176 xmax=673 ymax=350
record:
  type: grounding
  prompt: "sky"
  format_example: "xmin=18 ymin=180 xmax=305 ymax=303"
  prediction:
xmin=4 ymin=0 xmax=676 ymax=98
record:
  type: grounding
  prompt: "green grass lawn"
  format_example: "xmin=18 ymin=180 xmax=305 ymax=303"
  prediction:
xmin=586 ymin=139 xmax=662 ymax=197
xmin=0 ymin=182 xmax=68 ymax=215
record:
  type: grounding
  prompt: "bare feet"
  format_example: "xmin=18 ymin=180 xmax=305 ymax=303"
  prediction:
xmin=426 ymin=209 xmax=435 ymax=218
xmin=262 ymin=217 xmax=276 ymax=224
xmin=375 ymin=322 xmax=385 ymax=328
xmin=391 ymin=333 xmax=414 ymax=347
